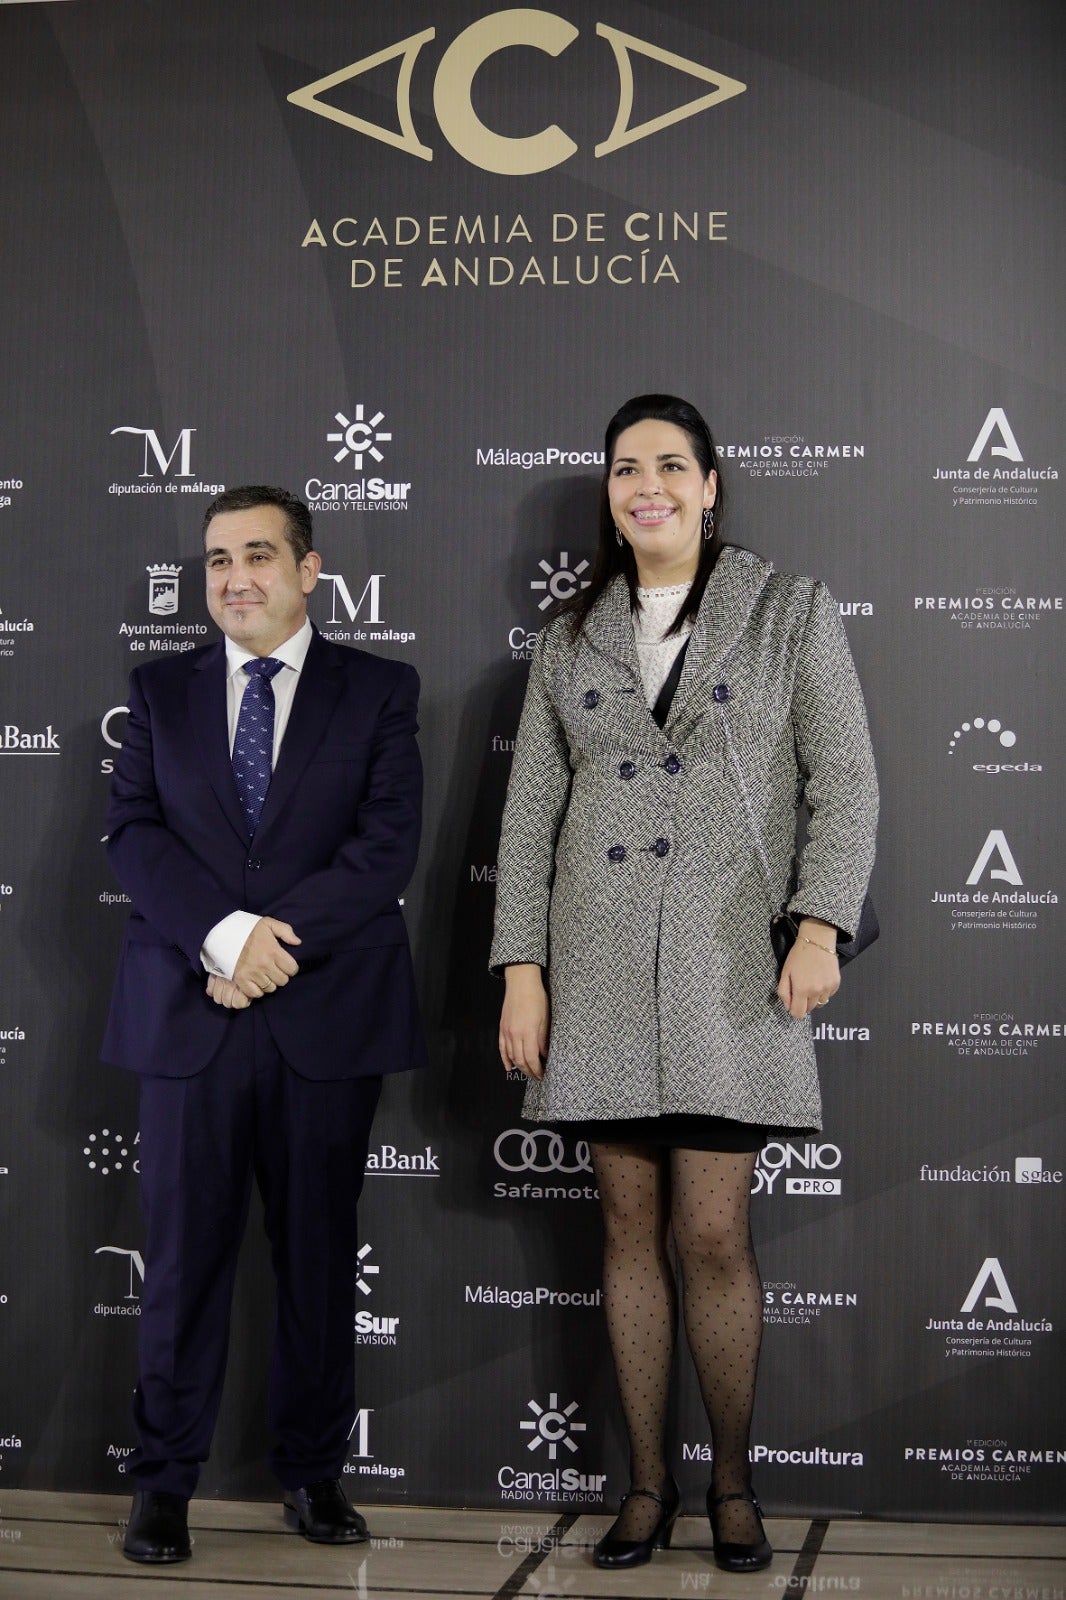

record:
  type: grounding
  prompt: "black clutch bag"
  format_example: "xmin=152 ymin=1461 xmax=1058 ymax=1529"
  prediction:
xmin=770 ymin=894 xmax=879 ymax=975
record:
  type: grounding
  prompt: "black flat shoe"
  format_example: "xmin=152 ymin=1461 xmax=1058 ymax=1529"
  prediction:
xmin=283 ymin=1478 xmax=369 ymax=1543
xmin=593 ymin=1477 xmax=680 ymax=1569
xmin=708 ymin=1488 xmax=773 ymax=1572
xmin=122 ymin=1490 xmax=191 ymax=1564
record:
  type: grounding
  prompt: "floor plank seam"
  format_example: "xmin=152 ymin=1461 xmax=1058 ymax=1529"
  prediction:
xmin=790 ymin=1515 xmax=830 ymax=1586
xmin=490 ymin=1511 xmax=578 ymax=1600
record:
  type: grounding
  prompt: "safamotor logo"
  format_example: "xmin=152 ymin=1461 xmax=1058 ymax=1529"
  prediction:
xmin=289 ymin=13 xmax=746 ymax=174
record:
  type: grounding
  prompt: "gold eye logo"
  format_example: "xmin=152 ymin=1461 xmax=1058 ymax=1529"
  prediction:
xmin=288 ymin=11 xmax=746 ymax=176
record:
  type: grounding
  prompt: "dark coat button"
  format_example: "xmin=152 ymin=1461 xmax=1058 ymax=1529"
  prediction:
xmin=652 ymin=837 xmax=670 ymax=858
xmin=663 ymin=754 xmax=681 ymax=775
xmin=607 ymin=845 xmax=626 ymax=862
xmin=712 ymin=683 xmax=730 ymax=703
xmin=247 ymin=858 xmax=261 ymax=870
xmin=583 ymin=689 xmax=600 ymax=709
xmin=618 ymin=760 xmax=636 ymax=780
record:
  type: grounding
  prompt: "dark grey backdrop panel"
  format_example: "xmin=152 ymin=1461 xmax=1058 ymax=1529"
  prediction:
xmin=0 ymin=0 xmax=1062 ymax=1521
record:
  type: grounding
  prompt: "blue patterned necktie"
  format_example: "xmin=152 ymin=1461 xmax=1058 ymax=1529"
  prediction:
xmin=232 ymin=657 xmax=284 ymax=836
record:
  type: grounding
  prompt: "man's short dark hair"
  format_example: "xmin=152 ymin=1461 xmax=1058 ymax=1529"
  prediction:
xmin=202 ymin=485 xmax=313 ymax=564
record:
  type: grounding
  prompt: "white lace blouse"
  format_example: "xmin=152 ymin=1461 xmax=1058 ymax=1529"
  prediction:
xmin=633 ymin=581 xmax=693 ymax=707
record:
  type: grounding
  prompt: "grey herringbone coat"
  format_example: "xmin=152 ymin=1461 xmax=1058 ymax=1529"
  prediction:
xmin=490 ymin=547 xmax=878 ymax=1130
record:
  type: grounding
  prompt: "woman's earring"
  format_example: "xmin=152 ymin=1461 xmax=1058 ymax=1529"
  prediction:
xmin=614 ymin=525 xmax=624 ymax=547
xmin=702 ymin=506 xmax=713 ymax=541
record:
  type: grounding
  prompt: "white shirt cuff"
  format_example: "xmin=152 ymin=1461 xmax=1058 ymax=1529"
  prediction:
xmin=201 ymin=911 xmax=261 ymax=979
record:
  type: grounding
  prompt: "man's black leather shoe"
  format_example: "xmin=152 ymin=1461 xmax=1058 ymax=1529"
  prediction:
xmin=122 ymin=1490 xmax=191 ymax=1564
xmin=283 ymin=1479 xmax=369 ymax=1543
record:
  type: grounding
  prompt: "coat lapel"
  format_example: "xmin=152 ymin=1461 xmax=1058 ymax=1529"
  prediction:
xmin=189 ymin=641 xmax=249 ymax=844
xmin=665 ymin=547 xmax=773 ymax=735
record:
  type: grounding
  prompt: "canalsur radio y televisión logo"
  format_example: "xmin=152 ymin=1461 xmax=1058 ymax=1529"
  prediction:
xmin=933 ymin=408 xmax=1058 ymax=509
xmin=931 ymin=829 xmax=1058 ymax=932
xmin=919 ymin=1154 xmax=1062 ymax=1186
xmin=925 ymin=1256 xmax=1052 ymax=1359
xmin=305 ymin=408 xmax=411 ymax=512
xmin=910 ymin=1012 xmax=1063 ymax=1059
xmin=344 ymin=1408 xmax=406 ymax=1482
xmin=108 ymin=424 xmax=223 ymax=499
xmin=904 ymin=1437 xmax=1066 ymax=1484
xmin=497 ymin=1393 xmax=606 ymax=1504
xmin=353 ymin=1242 xmax=399 ymax=1346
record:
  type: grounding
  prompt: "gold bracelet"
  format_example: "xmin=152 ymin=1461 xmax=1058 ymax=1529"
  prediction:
xmin=799 ymin=934 xmax=837 ymax=955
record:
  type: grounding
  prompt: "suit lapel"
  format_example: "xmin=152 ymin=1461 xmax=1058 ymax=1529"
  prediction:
xmin=189 ymin=642 xmax=249 ymax=844
xmin=253 ymin=628 xmax=344 ymax=841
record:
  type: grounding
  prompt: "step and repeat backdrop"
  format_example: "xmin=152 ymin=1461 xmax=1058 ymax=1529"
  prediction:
xmin=0 ymin=0 xmax=1063 ymax=1523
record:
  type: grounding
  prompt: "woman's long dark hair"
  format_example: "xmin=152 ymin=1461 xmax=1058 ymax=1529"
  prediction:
xmin=560 ymin=393 xmax=726 ymax=636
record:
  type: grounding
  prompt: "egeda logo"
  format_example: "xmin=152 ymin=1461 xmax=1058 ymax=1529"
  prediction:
xmin=497 ymin=1393 xmax=606 ymax=1504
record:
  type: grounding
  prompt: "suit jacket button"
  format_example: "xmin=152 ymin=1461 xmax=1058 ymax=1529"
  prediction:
xmin=652 ymin=837 xmax=670 ymax=858
xmin=663 ymin=754 xmax=681 ymax=775
xmin=712 ymin=683 xmax=730 ymax=703
xmin=618 ymin=760 xmax=636 ymax=780
xmin=247 ymin=858 xmax=261 ymax=870
xmin=582 ymin=689 xmax=600 ymax=709
xmin=607 ymin=844 xmax=626 ymax=862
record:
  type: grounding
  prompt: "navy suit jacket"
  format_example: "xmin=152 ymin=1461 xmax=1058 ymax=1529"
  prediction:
xmin=101 ymin=626 xmax=426 ymax=1081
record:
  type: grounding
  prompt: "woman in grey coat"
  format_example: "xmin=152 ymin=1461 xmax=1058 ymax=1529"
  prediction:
xmin=492 ymin=395 xmax=877 ymax=1573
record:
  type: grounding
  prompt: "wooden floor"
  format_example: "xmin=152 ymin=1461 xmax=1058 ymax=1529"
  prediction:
xmin=0 ymin=1491 xmax=1062 ymax=1598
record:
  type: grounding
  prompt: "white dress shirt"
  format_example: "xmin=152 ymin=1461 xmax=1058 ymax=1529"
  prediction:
xmin=200 ymin=618 xmax=313 ymax=979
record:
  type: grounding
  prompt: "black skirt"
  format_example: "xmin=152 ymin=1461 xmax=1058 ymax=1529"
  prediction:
xmin=548 ymin=1114 xmax=766 ymax=1153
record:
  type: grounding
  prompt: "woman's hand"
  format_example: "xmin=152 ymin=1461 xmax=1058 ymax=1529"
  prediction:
xmin=499 ymin=963 xmax=550 ymax=1079
xmin=777 ymin=918 xmax=841 ymax=1020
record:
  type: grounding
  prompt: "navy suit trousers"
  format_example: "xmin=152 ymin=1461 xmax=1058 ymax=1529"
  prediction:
xmin=130 ymin=1004 xmax=382 ymax=1497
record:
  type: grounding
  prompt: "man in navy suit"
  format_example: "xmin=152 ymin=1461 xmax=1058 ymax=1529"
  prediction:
xmin=103 ymin=485 xmax=425 ymax=1563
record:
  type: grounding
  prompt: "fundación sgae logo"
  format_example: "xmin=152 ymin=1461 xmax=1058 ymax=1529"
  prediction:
xmin=498 ymin=1393 xmax=606 ymax=1504
xmin=305 ymin=407 xmax=411 ymax=511
xmin=926 ymin=1256 xmax=1053 ymax=1360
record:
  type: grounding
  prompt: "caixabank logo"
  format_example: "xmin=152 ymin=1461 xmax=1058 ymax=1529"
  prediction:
xmin=498 ymin=1393 xmax=606 ymax=1505
xmin=925 ymin=1256 xmax=1053 ymax=1360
